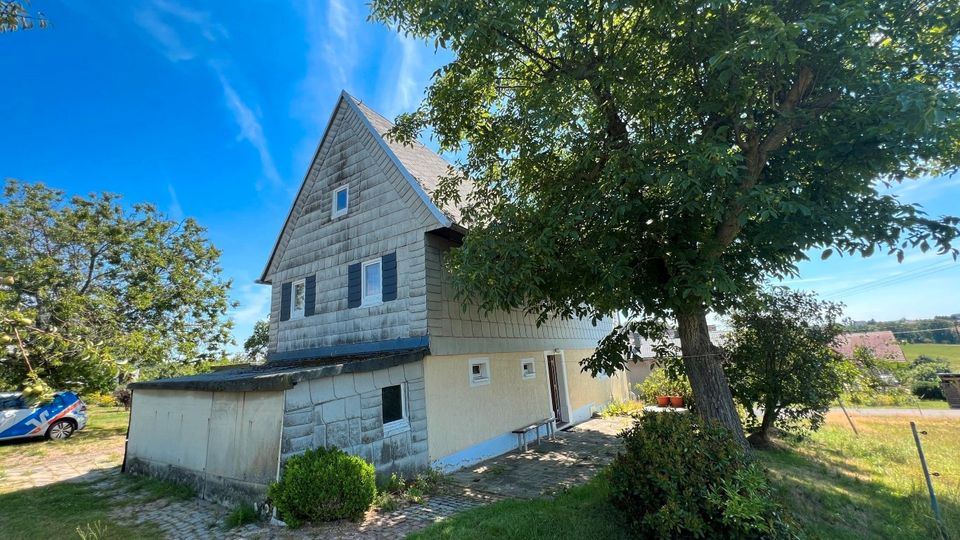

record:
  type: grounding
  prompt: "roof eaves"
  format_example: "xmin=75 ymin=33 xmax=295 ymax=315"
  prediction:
xmin=342 ymin=93 xmax=452 ymax=230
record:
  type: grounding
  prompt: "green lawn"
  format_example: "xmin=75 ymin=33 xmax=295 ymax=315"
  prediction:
xmin=0 ymin=405 xmax=171 ymax=539
xmin=0 ymin=404 xmax=128 ymax=457
xmin=901 ymin=343 xmax=960 ymax=371
xmin=413 ymin=413 xmax=959 ymax=540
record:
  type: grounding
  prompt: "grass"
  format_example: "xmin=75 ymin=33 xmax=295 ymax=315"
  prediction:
xmin=0 ymin=480 xmax=163 ymax=540
xmin=0 ymin=404 xmax=129 ymax=463
xmin=412 ymin=413 xmax=959 ymax=540
xmin=901 ymin=343 xmax=960 ymax=371
xmin=0 ymin=404 xmax=177 ymax=539
xmin=409 ymin=474 xmax=632 ymax=540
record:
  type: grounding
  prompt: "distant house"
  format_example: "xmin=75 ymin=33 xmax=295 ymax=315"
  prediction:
xmin=123 ymin=92 xmax=630 ymax=504
xmin=625 ymin=326 xmax=729 ymax=389
xmin=834 ymin=331 xmax=906 ymax=362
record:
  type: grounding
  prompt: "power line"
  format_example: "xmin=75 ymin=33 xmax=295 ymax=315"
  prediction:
xmin=822 ymin=260 xmax=958 ymax=299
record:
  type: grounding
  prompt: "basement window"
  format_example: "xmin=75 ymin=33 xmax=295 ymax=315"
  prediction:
xmin=382 ymin=384 xmax=408 ymax=435
xmin=521 ymin=358 xmax=536 ymax=380
xmin=469 ymin=358 xmax=490 ymax=387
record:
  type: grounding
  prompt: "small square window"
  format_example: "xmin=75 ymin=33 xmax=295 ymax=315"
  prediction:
xmin=291 ymin=279 xmax=306 ymax=319
xmin=332 ymin=185 xmax=349 ymax=219
xmin=521 ymin=358 xmax=536 ymax=380
xmin=362 ymin=259 xmax=383 ymax=306
xmin=382 ymin=384 xmax=408 ymax=434
xmin=469 ymin=358 xmax=490 ymax=387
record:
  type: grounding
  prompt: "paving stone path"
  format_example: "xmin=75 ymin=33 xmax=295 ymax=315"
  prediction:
xmin=1 ymin=416 xmax=629 ymax=539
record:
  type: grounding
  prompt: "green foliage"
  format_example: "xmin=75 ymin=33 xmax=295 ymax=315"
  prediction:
xmin=847 ymin=316 xmax=960 ymax=344
xmin=635 ymin=368 xmax=694 ymax=407
xmin=224 ymin=503 xmax=259 ymax=529
xmin=370 ymin=0 xmax=960 ymax=380
xmin=609 ymin=413 xmax=787 ymax=538
xmin=599 ymin=399 xmax=643 ymax=418
xmin=726 ymin=288 xmax=846 ymax=441
xmin=903 ymin=356 xmax=950 ymax=400
xmin=375 ymin=469 xmax=446 ymax=511
xmin=243 ymin=320 xmax=269 ymax=363
xmin=268 ymin=447 xmax=376 ymax=527
xmin=0 ymin=181 xmax=235 ymax=393
xmin=0 ymin=1 xmax=46 ymax=32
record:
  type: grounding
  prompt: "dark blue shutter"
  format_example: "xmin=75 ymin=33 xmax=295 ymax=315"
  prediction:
xmin=347 ymin=263 xmax=361 ymax=308
xmin=280 ymin=282 xmax=291 ymax=321
xmin=304 ymin=275 xmax=317 ymax=316
xmin=382 ymin=252 xmax=398 ymax=301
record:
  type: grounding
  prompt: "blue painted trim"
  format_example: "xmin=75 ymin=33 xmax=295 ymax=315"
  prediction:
xmin=266 ymin=336 xmax=429 ymax=362
xmin=342 ymin=93 xmax=452 ymax=229
xmin=431 ymin=424 xmax=552 ymax=473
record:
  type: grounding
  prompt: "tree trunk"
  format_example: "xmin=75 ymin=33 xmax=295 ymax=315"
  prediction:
xmin=677 ymin=309 xmax=749 ymax=451
xmin=748 ymin=403 xmax=778 ymax=447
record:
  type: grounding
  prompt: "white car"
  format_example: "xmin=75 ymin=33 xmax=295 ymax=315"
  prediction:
xmin=0 ymin=391 xmax=88 ymax=441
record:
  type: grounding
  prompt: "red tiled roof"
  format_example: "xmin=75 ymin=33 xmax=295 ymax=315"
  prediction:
xmin=834 ymin=331 xmax=906 ymax=362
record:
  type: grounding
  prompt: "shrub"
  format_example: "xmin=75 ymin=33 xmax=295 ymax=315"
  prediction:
xmin=609 ymin=412 xmax=787 ymax=538
xmin=635 ymin=368 xmax=694 ymax=407
xmin=224 ymin=503 xmax=259 ymax=528
xmin=268 ymin=447 xmax=376 ymax=527
xmin=112 ymin=387 xmax=132 ymax=410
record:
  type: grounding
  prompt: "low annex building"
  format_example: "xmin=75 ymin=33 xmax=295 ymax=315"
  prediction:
xmin=124 ymin=92 xmax=630 ymax=504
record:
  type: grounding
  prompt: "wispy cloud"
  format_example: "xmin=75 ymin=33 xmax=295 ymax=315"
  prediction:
xmin=134 ymin=0 xmax=282 ymax=190
xmin=167 ymin=183 xmax=184 ymax=221
xmin=133 ymin=0 xmax=226 ymax=62
xmin=215 ymin=68 xmax=282 ymax=189
xmin=385 ymin=34 xmax=424 ymax=117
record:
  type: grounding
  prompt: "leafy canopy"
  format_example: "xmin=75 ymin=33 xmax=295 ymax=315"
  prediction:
xmin=372 ymin=0 xmax=960 ymax=372
xmin=0 ymin=181 xmax=235 ymax=392
xmin=725 ymin=287 xmax=846 ymax=442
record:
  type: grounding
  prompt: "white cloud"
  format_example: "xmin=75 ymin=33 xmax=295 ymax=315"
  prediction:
xmin=133 ymin=0 xmax=226 ymax=62
xmin=167 ymin=183 xmax=184 ymax=221
xmin=384 ymin=35 xmax=423 ymax=117
xmin=215 ymin=68 xmax=283 ymax=189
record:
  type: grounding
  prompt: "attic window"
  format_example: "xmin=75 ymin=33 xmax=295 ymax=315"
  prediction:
xmin=332 ymin=185 xmax=349 ymax=219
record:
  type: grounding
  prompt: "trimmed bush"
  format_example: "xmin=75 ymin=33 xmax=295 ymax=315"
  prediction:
xmin=609 ymin=412 xmax=787 ymax=538
xmin=268 ymin=447 xmax=376 ymax=527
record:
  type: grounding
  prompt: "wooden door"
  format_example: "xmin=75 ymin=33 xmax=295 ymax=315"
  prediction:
xmin=547 ymin=354 xmax=563 ymax=423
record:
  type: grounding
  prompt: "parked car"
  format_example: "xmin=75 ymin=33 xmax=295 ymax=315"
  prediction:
xmin=0 ymin=391 xmax=88 ymax=441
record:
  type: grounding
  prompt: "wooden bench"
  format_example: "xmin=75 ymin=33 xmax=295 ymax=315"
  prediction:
xmin=511 ymin=417 xmax=556 ymax=452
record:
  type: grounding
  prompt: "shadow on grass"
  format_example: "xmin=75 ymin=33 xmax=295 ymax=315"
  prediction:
xmin=0 ymin=470 xmax=164 ymax=540
xmin=760 ymin=446 xmax=959 ymax=539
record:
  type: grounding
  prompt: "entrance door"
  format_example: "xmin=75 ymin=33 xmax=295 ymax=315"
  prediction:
xmin=547 ymin=354 xmax=564 ymax=423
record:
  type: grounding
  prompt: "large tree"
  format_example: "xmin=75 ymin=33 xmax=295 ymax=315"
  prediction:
xmin=0 ymin=181 xmax=234 ymax=392
xmin=371 ymin=0 xmax=960 ymax=447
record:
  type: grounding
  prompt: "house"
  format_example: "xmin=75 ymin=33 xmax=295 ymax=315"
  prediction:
xmin=625 ymin=326 xmax=728 ymax=390
xmin=834 ymin=331 xmax=906 ymax=362
xmin=123 ymin=92 xmax=630 ymax=504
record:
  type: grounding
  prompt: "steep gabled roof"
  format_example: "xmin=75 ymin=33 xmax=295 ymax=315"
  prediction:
xmin=835 ymin=331 xmax=906 ymax=362
xmin=258 ymin=91 xmax=465 ymax=284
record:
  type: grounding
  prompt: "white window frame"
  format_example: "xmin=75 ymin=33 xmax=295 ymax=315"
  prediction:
xmin=361 ymin=258 xmax=383 ymax=307
xmin=382 ymin=382 xmax=409 ymax=436
xmin=331 ymin=185 xmax=349 ymax=219
xmin=520 ymin=358 xmax=536 ymax=380
xmin=291 ymin=278 xmax=306 ymax=319
xmin=469 ymin=358 xmax=491 ymax=387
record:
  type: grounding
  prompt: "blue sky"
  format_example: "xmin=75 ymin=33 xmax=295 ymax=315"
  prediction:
xmin=1 ymin=1 xmax=958 ymax=351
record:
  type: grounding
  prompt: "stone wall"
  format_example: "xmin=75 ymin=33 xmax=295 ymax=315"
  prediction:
xmin=279 ymin=360 xmax=428 ymax=480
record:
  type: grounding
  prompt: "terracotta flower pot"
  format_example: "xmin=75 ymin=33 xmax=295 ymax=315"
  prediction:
xmin=669 ymin=396 xmax=685 ymax=408
xmin=656 ymin=396 xmax=670 ymax=407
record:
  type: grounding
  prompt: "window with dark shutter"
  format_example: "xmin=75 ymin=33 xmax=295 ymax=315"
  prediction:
xmin=305 ymin=275 xmax=316 ymax=316
xmin=382 ymin=252 xmax=397 ymax=301
xmin=280 ymin=282 xmax=292 ymax=321
xmin=347 ymin=263 xmax=362 ymax=308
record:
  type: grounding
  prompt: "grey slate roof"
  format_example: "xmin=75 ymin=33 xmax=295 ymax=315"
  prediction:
xmin=128 ymin=348 xmax=426 ymax=393
xmin=350 ymin=97 xmax=470 ymax=224
xmin=258 ymin=91 xmax=470 ymax=284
